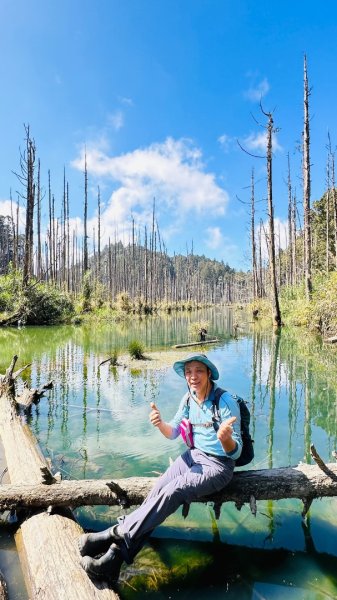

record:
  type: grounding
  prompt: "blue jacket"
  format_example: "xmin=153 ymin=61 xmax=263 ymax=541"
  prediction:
xmin=169 ymin=383 xmax=242 ymax=460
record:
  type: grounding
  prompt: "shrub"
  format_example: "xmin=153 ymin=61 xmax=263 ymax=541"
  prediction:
xmin=128 ymin=340 xmax=145 ymax=359
xmin=116 ymin=292 xmax=132 ymax=314
xmin=22 ymin=284 xmax=74 ymax=324
xmin=111 ymin=349 xmax=119 ymax=366
xmin=81 ymin=272 xmax=92 ymax=312
xmin=188 ymin=320 xmax=210 ymax=340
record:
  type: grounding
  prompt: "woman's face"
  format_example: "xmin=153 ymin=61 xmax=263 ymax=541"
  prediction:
xmin=184 ymin=360 xmax=210 ymax=397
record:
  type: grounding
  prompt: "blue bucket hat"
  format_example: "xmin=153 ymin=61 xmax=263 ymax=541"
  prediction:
xmin=173 ymin=353 xmax=219 ymax=381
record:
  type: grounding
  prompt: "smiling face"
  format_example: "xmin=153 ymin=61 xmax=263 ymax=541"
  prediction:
xmin=184 ymin=360 xmax=211 ymax=400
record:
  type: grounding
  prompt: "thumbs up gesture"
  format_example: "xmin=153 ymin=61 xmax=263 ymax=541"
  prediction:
xmin=149 ymin=402 xmax=162 ymax=427
xmin=217 ymin=416 xmax=236 ymax=443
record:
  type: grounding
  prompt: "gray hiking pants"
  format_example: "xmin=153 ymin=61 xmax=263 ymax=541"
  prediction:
xmin=117 ymin=448 xmax=234 ymax=562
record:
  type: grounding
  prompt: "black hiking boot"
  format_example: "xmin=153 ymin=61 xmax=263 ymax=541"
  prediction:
xmin=80 ymin=543 xmax=123 ymax=582
xmin=78 ymin=524 xmax=122 ymax=557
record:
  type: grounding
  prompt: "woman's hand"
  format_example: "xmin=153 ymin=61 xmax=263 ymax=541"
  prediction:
xmin=149 ymin=402 xmax=162 ymax=427
xmin=217 ymin=416 xmax=237 ymax=452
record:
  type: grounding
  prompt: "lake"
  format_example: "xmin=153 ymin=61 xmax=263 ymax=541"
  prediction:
xmin=1 ymin=306 xmax=337 ymax=599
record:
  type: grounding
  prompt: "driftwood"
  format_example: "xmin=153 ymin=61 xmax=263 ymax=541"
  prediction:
xmin=16 ymin=380 xmax=53 ymax=409
xmin=0 ymin=356 xmax=119 ymax=600
xmin=172 ymin=339 xmax=219 ymax=348
xmin=0 ymin=459 xmax=337 ymax=516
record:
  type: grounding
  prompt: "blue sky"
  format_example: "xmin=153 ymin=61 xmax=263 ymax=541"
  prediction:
xmin=1 ymin=0 xmax=337 ymax=270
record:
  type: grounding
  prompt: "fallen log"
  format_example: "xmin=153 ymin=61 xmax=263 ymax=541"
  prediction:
xmin=1 ymin=460 xmax=337 ymax=514
xmin=324 ymin=336 xmax=337 ymax=343
xmin=172 ymin=339 xmax=219 ymax=348
xmin=0 ymin=356 xmax=119 ymax=600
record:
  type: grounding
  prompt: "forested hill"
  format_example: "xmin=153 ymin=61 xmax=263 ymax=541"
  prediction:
xmin=95 ymin=241 xmax=238 ymax=306
xmin=0 ymin=214 xmax=248 ymax=311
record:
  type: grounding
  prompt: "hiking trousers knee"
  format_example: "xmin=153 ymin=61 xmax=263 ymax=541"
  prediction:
xmin=117 ymin=448 xmax=234 ymax=562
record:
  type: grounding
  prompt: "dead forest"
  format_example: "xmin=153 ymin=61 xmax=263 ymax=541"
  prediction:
xmin=0 ymin=57 xmax=337 ymax=327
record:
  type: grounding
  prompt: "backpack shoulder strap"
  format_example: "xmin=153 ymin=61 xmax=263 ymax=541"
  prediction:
xmin=212 ymin=387 xmax=226 ymax=421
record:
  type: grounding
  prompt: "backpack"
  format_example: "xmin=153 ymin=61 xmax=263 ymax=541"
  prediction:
xmin=186 ymin=388 xmax=254 ymax=467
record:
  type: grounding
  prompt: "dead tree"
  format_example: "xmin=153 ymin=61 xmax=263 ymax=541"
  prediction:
xmin=250 ymin=169 xmax=259 ymax=300
xmin=36 ymin=159 xmax=42 ymax=280
xmin=263 ymin=106 xmax=282 ymax=327
xmin=83 ymin=150 xmax=89 ymax=274
xmin=14 ymin=125 xmax=36 ymax=287
xmin=303 ymin=54 xmax=312 ymax=299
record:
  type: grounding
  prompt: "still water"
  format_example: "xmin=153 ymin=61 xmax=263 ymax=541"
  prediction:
xmin=1 ymin=307 xmax=337 ymax=599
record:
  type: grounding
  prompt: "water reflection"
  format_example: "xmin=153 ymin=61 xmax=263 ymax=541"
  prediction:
xmin=1 ymin=310 xmax=337 ymax=598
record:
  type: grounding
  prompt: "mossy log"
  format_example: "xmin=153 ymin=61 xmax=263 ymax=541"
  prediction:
xmin=0 ymin=357 xmax=119 ymax=600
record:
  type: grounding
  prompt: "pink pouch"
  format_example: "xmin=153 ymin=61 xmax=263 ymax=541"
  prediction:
xmin=180 ymin=418 xmax=194 ymax=448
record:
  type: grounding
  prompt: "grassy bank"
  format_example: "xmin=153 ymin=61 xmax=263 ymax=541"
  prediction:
xmin=250 ymin=272 xmax=337 ymax=337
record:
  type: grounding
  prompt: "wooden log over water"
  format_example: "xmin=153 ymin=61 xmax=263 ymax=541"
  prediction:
xmin=0 ymin=357 xmax=119 ymax=600
xmin=172 ymin=339 xmax=219 ymax=348
xmin=1 ymin=461 xmax=337 ymax=512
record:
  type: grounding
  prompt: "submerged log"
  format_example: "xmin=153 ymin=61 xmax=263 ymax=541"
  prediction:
xmin=0 ymin=357 xmax=119 ymax=600
xmin=0 ymin=460 xmax=337 ymax=512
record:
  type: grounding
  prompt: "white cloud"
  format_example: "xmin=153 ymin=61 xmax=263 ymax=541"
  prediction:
xmin=218 ymin=133 xmax=232 ymax=152
xmin=71 ymin=137 xmax=229 ymax=247
xmin=244 ymin=77 xmax=270 ymax=102
xmin=243 ymin=131 xmax=282 ymax=153
xmin=107 ymin=110 xmax=124 ymax=131
xmin=257 ymin=217 xmax=288 ymax=261
xmin=205 ymin=226 xmax=224 ymax=250
xmin=118 ymin=96 xmax=133 ymax=106
xmin=0 ymin=200 xmax=25 ymax=231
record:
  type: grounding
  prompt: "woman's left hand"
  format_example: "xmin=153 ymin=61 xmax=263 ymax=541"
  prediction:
xmin=217 ymin=416 xmax=236 ymax=444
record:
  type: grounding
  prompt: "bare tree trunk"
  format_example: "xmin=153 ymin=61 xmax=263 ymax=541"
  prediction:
xmin=327 ymin=134 xmax=337 ymax=270
xmin=36 ymin=159 xmax=42 ymax=279
xmin=10 ymin=191 xmax=17 ymax=271
xmin=21 ymin=126 xmax=36 ymax=287
xmin=326 ymin=153 xmax=330 ymax=274
xmin=303 ymin=54 xmax=312 ymax=299
xmin=67 ymin=181 xmax=70 ymax=291
xmin=52 ymin=193 xmax=56 ymax=283
xmin=287 ymin=154 xmax=293 ymax=286
xmin=264 ymin=109 xmax=282 ymax=327
xmin=97 ymin=186 xmax=101 ymax=278
xmin=250 ymin=169 xmax=259 ymax=300
xmin=83 ymin=150 xmax=89 ymax=274
xmin=62 ymin=167 xmax=67 ymax=286
xmin=48 ymin=171 xmax=53 ymax=282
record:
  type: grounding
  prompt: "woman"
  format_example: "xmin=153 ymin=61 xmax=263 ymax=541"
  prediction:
xmin=79 ymin=353 xmax=242 ymax=583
